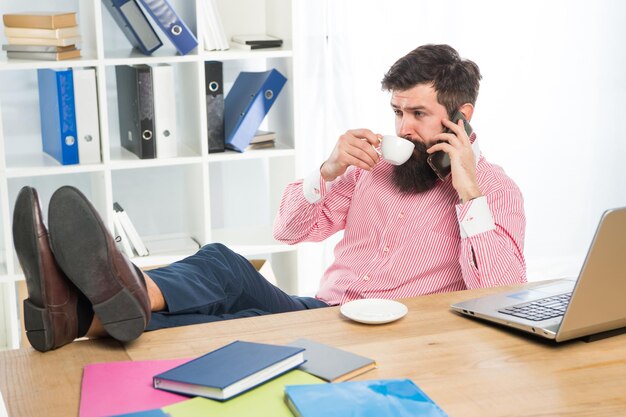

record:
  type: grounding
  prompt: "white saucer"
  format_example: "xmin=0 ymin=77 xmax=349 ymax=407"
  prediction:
xmin=340 ymin=299 xmax=408 ymax=324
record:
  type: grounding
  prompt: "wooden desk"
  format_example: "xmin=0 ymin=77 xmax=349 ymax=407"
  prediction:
xmin=1 ymin=284 xmax=626 ymax=417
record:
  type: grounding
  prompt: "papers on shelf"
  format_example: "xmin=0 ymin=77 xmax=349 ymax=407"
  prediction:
xmin=199 ymin=0 xmax=228 ymax=51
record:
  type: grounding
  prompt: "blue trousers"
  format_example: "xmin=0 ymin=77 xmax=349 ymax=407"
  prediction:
xmin=144 ymin=243 xmax=328 ymax=330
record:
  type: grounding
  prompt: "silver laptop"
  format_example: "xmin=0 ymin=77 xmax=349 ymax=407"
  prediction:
xmin=451 ymin=207 xmax=626 ymax=342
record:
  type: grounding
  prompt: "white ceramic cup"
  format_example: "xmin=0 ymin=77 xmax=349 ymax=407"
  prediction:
xmin=380 ymin=135 xmax=415 ymax=165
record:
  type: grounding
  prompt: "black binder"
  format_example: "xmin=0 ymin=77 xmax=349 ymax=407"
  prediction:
xmin=115 ymin=64 xmax=156 ymax=159
xmin=102 ymin=0 xmax=162 ymax=55
xmin=205 ymin=61 xmax=224 ymax=153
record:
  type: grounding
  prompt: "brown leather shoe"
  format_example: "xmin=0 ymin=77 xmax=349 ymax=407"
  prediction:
xmin=12 ymin=186 xmax=93 ymax=352
xmin=48 ymin=186 xmax=151 ymax=342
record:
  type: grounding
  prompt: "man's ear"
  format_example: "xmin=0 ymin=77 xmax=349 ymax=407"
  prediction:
xmin=459 ymin=103 xmax=474 ymax=122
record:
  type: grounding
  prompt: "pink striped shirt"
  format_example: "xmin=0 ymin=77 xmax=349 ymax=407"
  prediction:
xmin=273 ymin=143 xmax=526 ymax=306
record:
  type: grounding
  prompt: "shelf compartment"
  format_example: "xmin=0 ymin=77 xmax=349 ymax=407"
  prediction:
xmin=220 ymin=58 xmax=295 ymax=150
xmin=208 ymin=155 xmax=297 ymax=258
xmin=111 ymin=163 xmax=209 ymax=248
xmin=0 ymin=68 xmax=106 ymax=172
xmin=100 ymin=0 xmax=198 ymax=60
xmin=0 ymin=0 xmax=99 ymax=65
xmin=104 ymin=61 xmax=204 ymax=161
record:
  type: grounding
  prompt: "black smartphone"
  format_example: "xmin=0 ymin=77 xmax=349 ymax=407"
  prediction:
xmin=427 ymin=111 xmax=473 ymax=180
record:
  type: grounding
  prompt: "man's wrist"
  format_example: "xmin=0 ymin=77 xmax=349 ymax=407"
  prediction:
xmin=459 ymin=187 xmax=482 ymax=204
xmin=461 ymin=195 xmax=482 ymax=204
xmin=320 ymin=162 xmax=337 ymax=182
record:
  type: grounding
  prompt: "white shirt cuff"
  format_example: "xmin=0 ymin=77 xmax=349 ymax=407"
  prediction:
xmin=302 ymin=169 xmax=331 ymax=203
xmin=456 ymin=196 xmax=496 ymax=238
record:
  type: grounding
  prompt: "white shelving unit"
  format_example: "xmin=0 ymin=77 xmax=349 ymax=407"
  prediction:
xmin=0 ymin=0 xmax=300 ymax=349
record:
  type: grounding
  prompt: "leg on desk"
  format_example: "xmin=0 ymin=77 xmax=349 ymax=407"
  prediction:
xmin=86 ymin=243 xmax=327 ymax=334
xmin=12 ymin=187 xmax=94 ymax=352
xmin=143 ymin=243 xmax=327 ymax=330
xmin=16 ymin=185 xmax=328 ymax=347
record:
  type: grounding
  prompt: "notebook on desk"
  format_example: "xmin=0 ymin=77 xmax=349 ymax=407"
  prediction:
xmin=451 ymin=207 xmax=626 ymax=342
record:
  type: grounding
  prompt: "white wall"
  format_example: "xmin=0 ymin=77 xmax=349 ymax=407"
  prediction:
xmin=295 ymin=0 xmax=626 ymax=294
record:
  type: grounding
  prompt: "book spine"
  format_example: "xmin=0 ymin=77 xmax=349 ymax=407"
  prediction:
xmin=136 ymin=0 xmax=198 ymax=55
xmin=112 ymin=210 xmax=134 ymax=257
xmin=2 ymin=13 xmax=77 ymax=29
xmin=223 ymin=71 xmax=262 ymax=152
xmin=224 ymin=69 xmax=287 ymax=152
xmin=73 ymin=68 xmax=102 ymax=164
xmin=205 ymin=61 xmax=225 ymax=153
xmin=6 ymin=36 xmax=81 ymax=47
xmin=151 ymin=65 xmax=177 ymax=158
xmin=104 ymin=0 xmax=162 ymax=54
xmin=137 ymin=65 xmax=156 ymax=159
xmin=236 ymin=42 xmax=282 ymax=50
xmin=2 ymin=44 xmax=75 ymax=52
xmin=7 ymin=51 xmax=61 ymax=61
xmin=4 ymin=26 xmax=80 ymax=39
xmin=58 ymin=70 xmax=80 ymax=165
xmin=114 ymin=203 xmax=149 ymax=256
xmin=37 ymin=69 xmax=79 ymax=165
xmin=115 ymin=65 xmax=142 ymax=158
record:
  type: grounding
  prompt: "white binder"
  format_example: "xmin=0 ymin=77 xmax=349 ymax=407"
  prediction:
xmin=112 ymin=210 xmax=134 ymax=258
xmin=114 ymin=202 xmax=149 ymax=256
xmin=151 ymin=64 xmax=177 ymax=158
xmin=72 ymin=68 xmax=102 ymax=164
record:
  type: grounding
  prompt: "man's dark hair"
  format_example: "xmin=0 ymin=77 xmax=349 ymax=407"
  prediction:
xmin=381 ymin=44 xmax=482 ymax=116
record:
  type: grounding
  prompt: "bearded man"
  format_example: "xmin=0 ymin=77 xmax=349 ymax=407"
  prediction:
xmin=13 ymin=44 xmax=525 ymax=352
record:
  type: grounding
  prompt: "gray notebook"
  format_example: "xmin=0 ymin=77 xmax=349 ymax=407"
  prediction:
xmin=288 ymin=338 xmax=376 ymax=382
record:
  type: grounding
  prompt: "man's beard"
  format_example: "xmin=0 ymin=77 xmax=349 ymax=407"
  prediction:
xmin=391 ymin=141 xmax=439 ymax=194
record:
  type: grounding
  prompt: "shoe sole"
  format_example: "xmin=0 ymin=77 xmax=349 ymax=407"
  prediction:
xmin=13 ymin=188 xmax=55 ymax=352
xmin=48 ymin=187 xmax=147 ymax=342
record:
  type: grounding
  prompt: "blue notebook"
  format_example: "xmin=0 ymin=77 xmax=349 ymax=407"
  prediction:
xmin=224 ymin=69 xmax=287 ymax=152
xmin=284 ymin=379 xmax=449 ymax=417
xmin=153 ymin=340 xmax=305 ymax=401
xmin=37 ymin=68 xmax=79 ymax=165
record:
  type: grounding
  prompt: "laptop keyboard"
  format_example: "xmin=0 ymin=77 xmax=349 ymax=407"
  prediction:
xmin=498 ymin=292 xmax=572 ymax=321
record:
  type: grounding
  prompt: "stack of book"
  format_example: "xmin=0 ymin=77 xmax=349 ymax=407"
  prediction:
xmin=231 ymin=34 xmax=283 ymax=50
xmin=247 ymin=130 xmax=276 ymax=150
xmin=2 ymin=12 xmax=81 ymax=61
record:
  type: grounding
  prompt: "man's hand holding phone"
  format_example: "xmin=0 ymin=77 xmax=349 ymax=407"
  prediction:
xmin=427 ymin=115 xmax=482 ymax=203
xmin=320 ymin=129 xmax=381 ymax=182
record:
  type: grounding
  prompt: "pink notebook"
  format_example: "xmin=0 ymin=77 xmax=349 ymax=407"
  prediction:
xmin=79 ymin=358 xmax=190 ymax=417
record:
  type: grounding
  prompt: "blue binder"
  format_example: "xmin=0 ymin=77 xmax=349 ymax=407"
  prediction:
xmin=103 ymin=0 xmax=163 ymax=55
xmin=136 ymin=0 xmax=198 ymax=55
xmin=37 ymin=68 xmax=79 ymax=165
xmin=224 ymin=69 xmax=287 ymax=153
